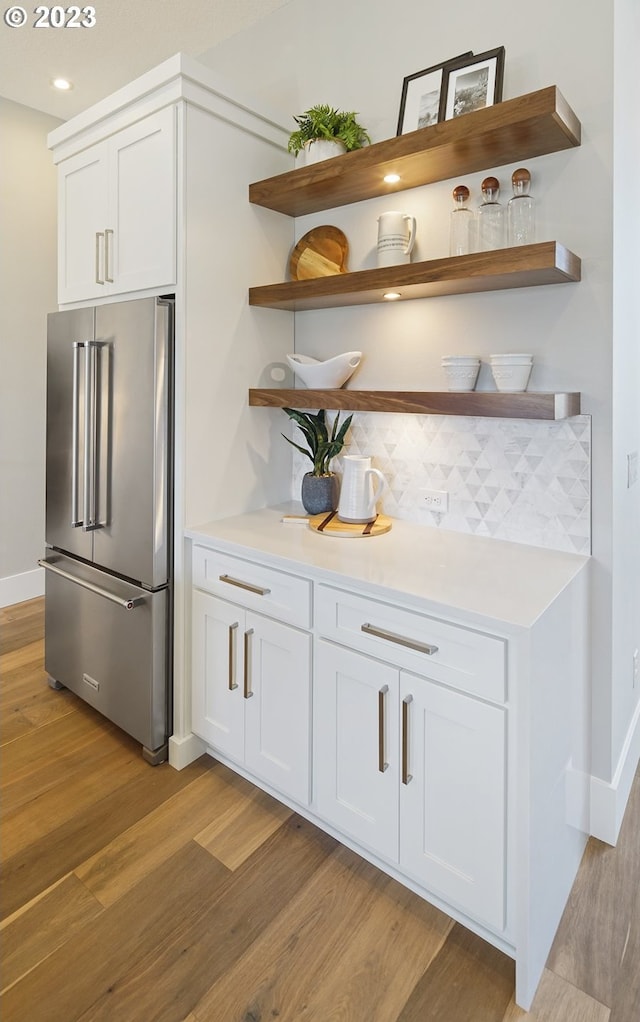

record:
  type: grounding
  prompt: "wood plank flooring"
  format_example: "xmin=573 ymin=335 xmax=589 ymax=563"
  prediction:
xmin=1 ymin=598 xmax=638 ymax=1021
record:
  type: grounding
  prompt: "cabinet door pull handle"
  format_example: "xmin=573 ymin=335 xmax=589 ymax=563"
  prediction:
xmin=104 ymin=228 xmax=114 ymax=283
xmin=95 ymin=232 xmax=104 ymax=284
xmin=228 ymin=622 xmax=238 ymax=690
xmin=243 ymin=628 xmax=254 ymax=699
xmin=378 ymin=684 xmax=389 ymax=773
xmin=219 ymin=574 xmax=271 ymax=597
xmin=361 ymin=623 xmax=438 ymax=657
xmin=402 ymin=694 xmax=413 ymax=785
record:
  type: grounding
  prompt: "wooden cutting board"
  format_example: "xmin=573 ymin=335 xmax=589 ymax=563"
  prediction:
xmin=289 ymin=226 xmax=349 ymax=280
xmin=309 ymin=511 xmax=392 ymax=537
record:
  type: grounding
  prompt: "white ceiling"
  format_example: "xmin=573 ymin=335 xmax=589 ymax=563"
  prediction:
xmin=0 ymin=0 xmax=293 ymax=120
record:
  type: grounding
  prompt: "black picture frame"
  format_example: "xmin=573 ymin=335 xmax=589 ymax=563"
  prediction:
xmin=440 ymin=47 xmax=505 ymax=122
xmin=396 ymin=52 xmax=474 ymax=135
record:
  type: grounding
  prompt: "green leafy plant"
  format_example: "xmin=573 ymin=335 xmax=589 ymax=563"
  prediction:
xmin=287 ymin=105 xmax=370 ymax=156
xmin=281 ymin=408 xmax=353 ymax=476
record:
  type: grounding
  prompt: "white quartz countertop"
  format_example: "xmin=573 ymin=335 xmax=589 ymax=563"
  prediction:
xmin=186 ymin=505 xmax=589 ymax=630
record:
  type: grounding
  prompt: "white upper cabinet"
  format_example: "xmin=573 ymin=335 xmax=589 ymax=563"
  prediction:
xmin=57 ymin=107 xmax=176 ymax=304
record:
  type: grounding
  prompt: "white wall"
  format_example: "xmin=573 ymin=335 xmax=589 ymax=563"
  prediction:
xmin=0 ymin=99 xmax=61 ymax=607
xmin=199 ymin=0 xmax=639 ymax=796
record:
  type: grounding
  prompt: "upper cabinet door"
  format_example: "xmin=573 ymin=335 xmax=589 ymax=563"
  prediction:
xmin=57 ymin=107 xmax=177 ymax=305
xmin=108 ymin=107 xmax=177 ymax=297
xmin=58 ymin=143 xmax=109 ymax=305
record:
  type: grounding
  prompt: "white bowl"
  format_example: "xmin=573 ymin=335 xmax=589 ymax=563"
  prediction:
xmin=490 ymin=353 xmax=533 ymax=364
xmin=286 ymin=351 xmax=362 ymax=389
xmin=442 ymin=359 xmax=480 ymax=392
xmin=441 ymin=355 xmax=481 ymax=365
xmin=491 ymin=363 xmax=532 ymax=392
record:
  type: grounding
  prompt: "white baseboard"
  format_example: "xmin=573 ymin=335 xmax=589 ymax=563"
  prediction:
xmin=590 ymin=698 xmax=640 ymax=844
xmin=168 ymin=732 xmax=206 ymax=770
xmin=0 ymin=567 xmax=44 ymax=609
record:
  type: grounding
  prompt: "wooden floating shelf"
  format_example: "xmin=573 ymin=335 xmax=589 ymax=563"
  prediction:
xmin=249 ymin=242 xmax=581 ymax=311
xmin=249 ymin=86 xmax=581 ymax=217
xmin=249 ymin=389 xmax=581 ymax=421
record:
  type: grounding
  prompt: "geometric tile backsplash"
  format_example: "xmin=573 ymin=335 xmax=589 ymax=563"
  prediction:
xmin=291 ymin=412 xmax=591 ymax=554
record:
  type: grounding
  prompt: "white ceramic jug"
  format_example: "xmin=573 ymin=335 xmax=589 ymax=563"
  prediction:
xmin=337 ymin=456 xmax=386 ymax=524
xmin=377 ymin=210 xmax=417 ymax=267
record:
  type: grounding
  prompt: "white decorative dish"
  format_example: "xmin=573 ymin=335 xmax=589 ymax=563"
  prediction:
xmin=286 ymin=351 xmax=362 ymax=389
xmin=491 ymin=363 xmax=533 ymax=392
xmin=441 ymin=355 xmax=480 ymax=392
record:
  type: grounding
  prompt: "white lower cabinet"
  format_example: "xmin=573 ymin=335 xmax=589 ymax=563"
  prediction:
xmin=314 ymin=639 xmax=506 ymax=931
xmin=314 ymin=642 xmax=400 ymax=861
xmin=191 ymin=588 xmax=311 ymax=805
xmin=398 ymin=669 xmax=506 ymax=931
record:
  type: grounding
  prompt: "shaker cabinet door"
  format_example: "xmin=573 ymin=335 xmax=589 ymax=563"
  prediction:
xmin=399 ymin=671 xmax=507 ymax=930
xmin=191 ymin=589 xmax=244 ymax=762
xmin=109 ymin=107 xmax=177 ymax=296
xmin=314 ymin=640 xmax=399 ymax=861
xmin=244 ymin=612 xmax=311 ymax=805
xmin=58 ymin=143 xmax=109 ymax=304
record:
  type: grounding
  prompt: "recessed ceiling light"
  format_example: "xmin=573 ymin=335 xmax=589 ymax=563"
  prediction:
xmin=383 ymin=173 xmax=401 ymax=184
xmin=51 ymin=77 xmax=73 ymax=91
xmin=383 ymin=292 xmax=402 ymax=300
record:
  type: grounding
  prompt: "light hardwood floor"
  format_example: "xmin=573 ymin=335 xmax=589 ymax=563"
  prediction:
xmin=1 ymin=598 xmax=638 ymax=1021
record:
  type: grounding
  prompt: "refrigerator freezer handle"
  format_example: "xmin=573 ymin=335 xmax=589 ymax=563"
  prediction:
xmin=38 ymin=559 xmax=144 ymax=610
xmin=71 ymin=341 xmax=84 ymax=527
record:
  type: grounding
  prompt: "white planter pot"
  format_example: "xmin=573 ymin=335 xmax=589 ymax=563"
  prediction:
xmin=302 ymin=139 xmax=347 ymax=166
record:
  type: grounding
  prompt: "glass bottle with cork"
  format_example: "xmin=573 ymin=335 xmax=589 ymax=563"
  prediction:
xmin=449 ymin=184 xmax=474 ymax=256
xmin=476 ymin=176 xmax=505 ymax=251
xmin=507 ymin=167 xmax=535 ymax=245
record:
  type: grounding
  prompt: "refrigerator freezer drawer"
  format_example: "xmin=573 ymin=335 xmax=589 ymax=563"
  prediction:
xmin=42 ymin=554 xmax=169 ymax=754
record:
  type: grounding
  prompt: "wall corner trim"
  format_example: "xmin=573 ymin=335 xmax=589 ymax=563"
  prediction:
xmin=589 ymin=699 xmax=640 ymax=844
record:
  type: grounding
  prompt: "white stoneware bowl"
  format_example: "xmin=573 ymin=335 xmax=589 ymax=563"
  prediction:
xmin=489 ymin=353 xmax=533 ymax=364
xmin=491 ymin=362 xmax=533 ymax=392
xmin=286 ymin=351 xmax=362 ymax=389
xmin=441 ymin=356 xmax=480 ymax=392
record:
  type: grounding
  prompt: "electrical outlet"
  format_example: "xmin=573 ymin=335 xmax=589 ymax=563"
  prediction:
xmin=634 ymin=649 xmax=639 ymax=688
xmin=421 ymin=488 xmax=449 ymax=512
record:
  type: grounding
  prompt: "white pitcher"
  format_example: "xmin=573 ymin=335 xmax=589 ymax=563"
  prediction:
xmin=337 ymin=456 xmax=386 ymax=524
xmin=377 ymin=210 xmax=417 ymax=267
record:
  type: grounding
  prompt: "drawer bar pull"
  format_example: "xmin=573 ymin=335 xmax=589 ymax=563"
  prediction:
xmin=219 ymin=574 xmax=271 ymax=597
xmin=243 ymin=628 xmax=254 ymax=699
xmin=378 ymin=684 xmax=389 ymax=773
xmin=228 ymin=622 xmax=238 ymax=690
xmin=361 ymin=623 xmax=438 ymax=657
xmin=402 ymin=694 xmax=413 ymax=785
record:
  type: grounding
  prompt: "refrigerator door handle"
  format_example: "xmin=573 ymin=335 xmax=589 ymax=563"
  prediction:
xmin=83 ymin=341 xmax=102 ymax=531
xmin=71 ymin=341 xmax=85 ymax=527
xmin=38 ymin=559 xmax=144 ymax=610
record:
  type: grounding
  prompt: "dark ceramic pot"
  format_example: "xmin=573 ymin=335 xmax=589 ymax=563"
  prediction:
xmin=301 ymin=473 xmax=337 ymax=514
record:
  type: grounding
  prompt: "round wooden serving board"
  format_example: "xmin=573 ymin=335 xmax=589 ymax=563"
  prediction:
xmin=309 ymin=511 xmax=392 ymax=538
xmin=289 ymin=226 xmax=349 ymax=280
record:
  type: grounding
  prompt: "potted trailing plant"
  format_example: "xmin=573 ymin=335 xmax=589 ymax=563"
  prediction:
xmin=287 ymin=104 xmax=370 ymax=165
xmin=282 ymin=407 xmax=353 ymax=513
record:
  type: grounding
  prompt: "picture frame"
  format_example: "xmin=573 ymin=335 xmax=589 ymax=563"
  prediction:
xmin=396 ymin=52 xmax=473 ymax=135
xmin=440 ymin=47 xmax=505 ymax=122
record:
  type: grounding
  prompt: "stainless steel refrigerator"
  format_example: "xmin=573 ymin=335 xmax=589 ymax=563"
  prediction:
xmin=40 ymin=296 xmax=174 ymax=763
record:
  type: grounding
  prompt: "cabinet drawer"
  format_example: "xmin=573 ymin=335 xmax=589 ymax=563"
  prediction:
xmin=316 ymin=585 xmax=506 ymax=703
xmin=192 ymin=546 xmax=311 ymax=629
